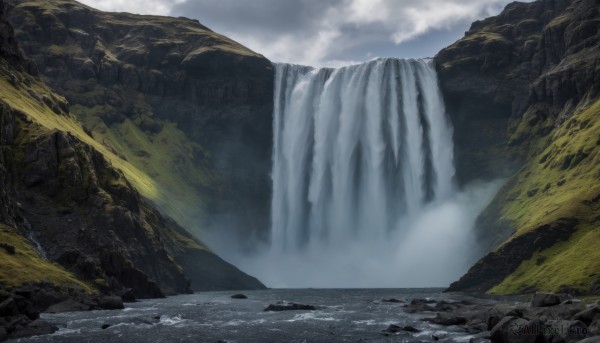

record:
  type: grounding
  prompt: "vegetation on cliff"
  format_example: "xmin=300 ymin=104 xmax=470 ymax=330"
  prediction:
xmin=439 ymin=0 xmax=600 ymax=294
xmin=6 ymin=0 xmax=274 ymax=240
xmin=0 ymin=0 xmax=265 ymax=297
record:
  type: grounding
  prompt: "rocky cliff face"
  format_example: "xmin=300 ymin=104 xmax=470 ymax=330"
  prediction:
xmin=6 ymin=0 xmax=274 ymax=244
xmin=437 ymin=0 xmax=600 ymax=294
xmin=0 ymin=0 xmax=264 ymax=300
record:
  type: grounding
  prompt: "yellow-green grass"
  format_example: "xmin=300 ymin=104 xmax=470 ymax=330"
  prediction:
xmin=73 ymin=101 xmax=219 ymax=230
xmin=0 ymin=71 xmax=160 ymax=199
xmin=490 ymin=222 xmax=600 ymax=294
xmin=502 ymin=100 xmax=600 ymax=233
xmin=0 ymin=224 xmax=92 ymax=290
xmin=489 ymin=99 xmax=600 ymax=294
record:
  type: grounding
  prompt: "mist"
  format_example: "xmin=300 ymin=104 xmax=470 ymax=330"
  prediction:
xmin=209 ymin=180 xmax=501 ymax=288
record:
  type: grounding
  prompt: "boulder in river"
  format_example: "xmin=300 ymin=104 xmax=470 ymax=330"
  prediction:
xmin=530 ymin=292 xmax=562 ymax=307
xmin=231 ymin=294 xmax=248 ymax=299
xmin=421 ymin=313 xmax=467 ymax=326
xmin=263 ymin=303 xmax=316 ymax=311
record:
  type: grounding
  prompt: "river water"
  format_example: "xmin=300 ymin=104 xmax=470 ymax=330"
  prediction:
xmin=10 ymin=289 xmax=497 ymax=343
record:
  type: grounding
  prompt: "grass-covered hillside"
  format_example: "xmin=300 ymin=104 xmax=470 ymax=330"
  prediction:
xmin=6 ymin=0 xmax=274 ymax=239
xmin=0 ymin=0 xmax=265 ymax=294
xmin=439 ymin=0 xmax=600 ymax=294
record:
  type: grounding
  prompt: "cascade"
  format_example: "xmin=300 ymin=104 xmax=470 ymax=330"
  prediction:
xmin=271 ymin=58 xmax=455 ymax=251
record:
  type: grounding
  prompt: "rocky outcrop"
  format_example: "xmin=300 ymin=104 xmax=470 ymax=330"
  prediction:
xmin=436 ymin=0 xmax=599 ymax=185
xmin=0 ymin=0 xmax=265 ymax=307
xmin=6 ymin=0 xmax=274 ymax=245
xmin=437 ymin=0 xmax=600 ymax=293
xmin=447 ymin=218 xmax=578 ymax=293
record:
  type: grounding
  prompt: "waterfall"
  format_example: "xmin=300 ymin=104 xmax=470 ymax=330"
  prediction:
xmin=271 ymin=58 xmax=455 ymax=251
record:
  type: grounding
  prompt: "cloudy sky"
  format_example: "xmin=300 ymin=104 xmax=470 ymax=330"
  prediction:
xmin=78 ymin=0 xmax=529 ymax=67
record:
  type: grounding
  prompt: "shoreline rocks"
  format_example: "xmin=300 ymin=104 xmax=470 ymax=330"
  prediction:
xmin=399 ymin=292 xmax=600 ymax=343
xmin=0 ymin=282 xmax=128 ymax=342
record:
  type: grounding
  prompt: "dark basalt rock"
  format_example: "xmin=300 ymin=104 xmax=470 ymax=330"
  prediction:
xmin=231 ymin=294 xmax=247 ymax=299
xmin=263 ymin=303 xmax=316 ymax=312
xmin=446 ymin=218 xmax=578 ymax=293
xmin=421 ymin=313 xmax=467 ymax=326
xmin=381 ymin=298 xmax=403 ymax=303
xmin=530 ymin=292 xmax=562 ymax=307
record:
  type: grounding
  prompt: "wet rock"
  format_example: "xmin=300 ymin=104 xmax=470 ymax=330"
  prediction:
xmin=120 ymin=289 xmax=136 ymax=303
xmin=0 ymin=297 xmax=18 ymax=317
xmin=98 ymin=296 xmax=124 ymax=310
xmin=9 ymin=319 xmax=57 ymax=339
xmin=402 ymin=325 xmax=420 ymax=332
xmin=231 ymin=294 xmax=247 ymax=299
xmin=382 ymin=298 xmax=402 ymax=303
xmin=573 ymin=306 xmax=600 ymax=326
xmin=544 ymin=320 xmax=588 ymax=342
xmin=531 ymin=292 xmax=561 ymax=307
xmin=101 ymin=324 xmax=111 ymax=329
xmin=421 ymin=313 xmax=467 ymax=326
xmin=382 ymin=324 xmax=421 ymax=334
xmin=263 ymin=303 xmax=316 ymax=311
xmin=490 ymin=316 xmax=535 ymax=343
xmin=45 ymin=299 xmax=91 ymax=313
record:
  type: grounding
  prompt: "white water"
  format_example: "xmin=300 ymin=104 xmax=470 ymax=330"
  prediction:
xmin=219 ymin=58 xmax=499 ymax=288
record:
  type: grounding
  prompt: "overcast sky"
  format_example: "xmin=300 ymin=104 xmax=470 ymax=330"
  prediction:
xmin=78 ymin=0 xmax=530 ymax=67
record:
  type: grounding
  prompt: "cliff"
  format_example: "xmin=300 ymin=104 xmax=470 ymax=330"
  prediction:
xmin=0 ymin=0 xmax=264 ymax=305
xmin=437 ymin=0 xmax=600 ymax=294
xmin=5 ymin=0 xmax=274 ymax=244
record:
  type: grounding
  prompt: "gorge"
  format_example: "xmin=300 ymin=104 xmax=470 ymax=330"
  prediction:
xmin=0 ymin=0 xmax=599 ymax=340
xmin=220 ymin=59 xmax=500 ymax=288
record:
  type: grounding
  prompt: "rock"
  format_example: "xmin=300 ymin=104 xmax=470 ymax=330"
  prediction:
xmin=0 ymin=297 xmax=19 ymax=316
xmin=45 ymin=299 xmax=90 ymax=313
xmin=382 ymin=324 xmax=402 ymax=334
xmin=531 ymin=292 xmax=562 ymax=307
xmin=421 ymin=313 xmax=467 ymax=326
xmin=573 ymin=306 xmax=600 ymax=326
xmin=231 ymin=294 xmax=247 ymax=299
xmin=9 ymin=319 xmax=58 ymax=339
xmin=402 ymin=325 xmax=420 ymax=332
xmin=432 ymin=334 xmax=440 ymax=341
xmin=382 ymin=324 xmax=421 ymax=334
xmin=120 ymin=289 xmax=136 ymax=303
xmin=490 ymin=316 xmax=534 ymax=343
xmin=544 ymin=320 xmax=588 ymax=342
xmin=263 ymin=303 xmax=316 ymax=311
xmin=382 ymin=298 xmax=402 ymax=303
xmin=505 ymin=308 xmax=525 ymax=317
xmin=101 ymin=324 xmax=111 ymax=329
xmin=98 ymin=296 xmax=124 ymax=310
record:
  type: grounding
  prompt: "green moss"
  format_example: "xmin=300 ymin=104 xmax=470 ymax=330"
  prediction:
xmin=488 ymin=99 xmax=600 ymax=294
xmin=0 ymin=224 xmax=92 ymax=290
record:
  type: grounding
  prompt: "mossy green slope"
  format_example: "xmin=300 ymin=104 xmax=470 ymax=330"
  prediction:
xmin=7 ymin=0 xmax=274 ymax=238
xmin=0 ymin=224 xmax=91 ymax=290
xmin=490 ymin=100 xmax=600 ymax=294
xmin=439 ymin=0 xmax=600 ymax=294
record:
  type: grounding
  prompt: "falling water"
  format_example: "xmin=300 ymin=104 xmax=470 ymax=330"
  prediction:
xmin=271 ymin=58 xmax=455 ymax=251
xmin=218 ymin=58 xmax=499 ymax=288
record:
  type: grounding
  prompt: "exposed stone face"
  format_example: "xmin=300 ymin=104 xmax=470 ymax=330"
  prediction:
xmin=435 ymin=0 xmax=600 ymax=184
xmin=6 ymin=0 xmax=274 ymax=243
xmin=0 ymin=0 xmax=265 ymax=301
xmin=437 ymin=0 xmax=600 ymax=293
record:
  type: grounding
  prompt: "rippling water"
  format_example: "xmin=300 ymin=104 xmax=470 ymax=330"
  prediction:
xmin=10 ymin=289 xmax=492 ymax=343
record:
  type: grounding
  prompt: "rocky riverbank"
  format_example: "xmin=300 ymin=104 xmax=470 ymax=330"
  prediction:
xmin=0 ymin=282 xmax=126 ymax=341
xmin=395 ymin=292 xmax=600 ymax=343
